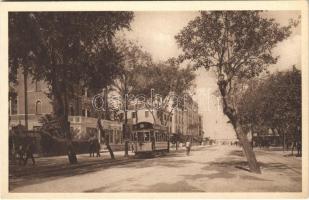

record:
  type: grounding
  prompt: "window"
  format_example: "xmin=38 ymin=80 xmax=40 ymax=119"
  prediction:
xmin=35 ymin=81 xmax=41 ymax=92
xmin=133 ymin=132 xmax=137 ymax=141
xmin=132 ymin=112 xmax=136 ymax=118
xmin=119 ymin=130 xmax=123 ymax=143
xmin=138 ymin=132 xmax=144 ymax=142
xmin=35 ymin=100 xmax=42 ymax=114
xmin=145 ymin=111 xmax=149 ymax=118
xmin=114 ymin=130 xmax=120 ymax=144
xmin=144 ymin=132 xmax=150 ymax=141
xmin=109 ymin=130 xmax=114 ymax=144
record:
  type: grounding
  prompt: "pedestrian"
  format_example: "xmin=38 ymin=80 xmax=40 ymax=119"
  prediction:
xmin=131 ymin=142 xmax=135 ymax=153
xmin=89 ymin=137 xmax=95 ymax=157
xmin=297 ymin=141 xmax=301 ymax=156
xmin=17 ymin=144 xmax=24 ymax=166
xmin=24 ymin=140 xmax=35 ymax=166
xmin=185 ymin=139 xmax=191 ymax=156
xmin=291 ymin=140 xmax=297 ymax=155
xmin=67 ymin=143 xmax=78 ymax=164
xmin=96 ymin=139 xmax=101 ymax=157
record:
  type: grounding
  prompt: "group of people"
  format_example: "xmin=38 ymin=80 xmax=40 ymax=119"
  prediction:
xmin=15 ymin=140 xmax=36 ymax=166
xmin=88 ymin=137 xmax=101 ymax=157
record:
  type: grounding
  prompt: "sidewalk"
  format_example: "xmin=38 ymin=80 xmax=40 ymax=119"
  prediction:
xmin=9 ymin=146 xmax=193 ymax=178
xmin=9 ymin=145 xmax=302 ymax=192
xmin=9 ymin=150 xmax=134 ymax=177
xmin=254 ymin=146 xmax=302 ymax=160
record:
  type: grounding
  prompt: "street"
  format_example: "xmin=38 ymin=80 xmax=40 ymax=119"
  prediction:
xmin=9 ymin=145 xmax=302 ymax=192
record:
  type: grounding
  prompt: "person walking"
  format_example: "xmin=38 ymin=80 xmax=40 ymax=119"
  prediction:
xmin=297 ymin=141 xmax=302 ymax=156
xmin=96 ymin=139 xmax=101 ymax=157
xmin=131 ymin=142 xmax=135 ymax=153
xmin=89 ymin=137 xmax=95 ymax=157
xmin=17 ymin=144 xmax=24 ymax=166
xmin=185 ymin=139 xmax=191 ymax=156
xmin=24 ymin=140 xmax=35 ymax=166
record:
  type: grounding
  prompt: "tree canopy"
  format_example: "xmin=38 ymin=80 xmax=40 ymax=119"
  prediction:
xmin=175 ymin=11 xmax=298 ymax=173
xmin=237 ymin=66 xmax=301 ymax=141
xmin=10 ymin=11 xmax=134 ymax=116
xmin=9 ymin=11 xmax=134 ymax=163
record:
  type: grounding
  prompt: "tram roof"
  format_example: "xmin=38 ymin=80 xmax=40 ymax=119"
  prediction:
xmin=133 ymin=122 xmax=168 ymax=131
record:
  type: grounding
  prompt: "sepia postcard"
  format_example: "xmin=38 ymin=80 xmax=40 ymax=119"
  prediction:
xmin=0 ymin=1 xmax=308 ymax=199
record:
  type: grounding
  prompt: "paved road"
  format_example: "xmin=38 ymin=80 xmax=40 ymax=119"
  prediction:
xmin=9 ymin=145 xmax=302 ymax=192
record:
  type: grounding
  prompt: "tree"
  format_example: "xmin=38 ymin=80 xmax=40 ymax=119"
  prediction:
xmin=9 ymin=12 xmax=134 ymax=163
xmin=130 ymin=59 xmax=196 ymax=153
xmin=237 ymin=67 xmax=301 ymax=154
xmin=175 ymin=11 xmax=298 ymax=173
xmin=111 ymin=38 xmax=154 ymax=156
xmin=111 ymin=39 xmax=196 ymax=154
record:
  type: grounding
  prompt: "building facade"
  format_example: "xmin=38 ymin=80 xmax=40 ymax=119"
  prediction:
xmin=122 ymin=96 xmax=204 ymax=142
xmin=171 ymin=96 xmax=203 ymax=141
xmin=9 ymin=70 xmax=123 ymax=148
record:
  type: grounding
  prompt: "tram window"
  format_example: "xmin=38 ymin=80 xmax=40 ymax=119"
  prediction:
xmin=138 ymin=132 xmax=144 ymax=142
xmin=144 ymin=132 xmax=150 ymax=141
xmin=150 ymin=132 xmax=155 ymax=141
xmin=134 ymin=132 xmax=137 ymax=141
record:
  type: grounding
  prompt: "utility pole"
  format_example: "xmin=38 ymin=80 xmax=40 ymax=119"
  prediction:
xmin=124 ymin=73 xmax=129 ymax=157
xmin=23 ymin=67 xmax=28 ymax=132
xmin=135 ymin=103 xmax=138 ymax=124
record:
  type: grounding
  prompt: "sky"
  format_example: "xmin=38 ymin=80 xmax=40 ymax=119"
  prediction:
xmin=120 ymin=11 xmax=301 ymax=140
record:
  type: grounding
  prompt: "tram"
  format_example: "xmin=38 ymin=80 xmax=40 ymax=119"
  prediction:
xmin=131 ymin=122 xmax=169 ymax=156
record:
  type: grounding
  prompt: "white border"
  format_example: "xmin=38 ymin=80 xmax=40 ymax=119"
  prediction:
xmin=0 ymin=1 xmax=308 ymax=199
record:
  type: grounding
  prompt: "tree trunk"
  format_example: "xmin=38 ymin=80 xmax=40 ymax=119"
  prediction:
xmin=218 ymin=80 xmax=261 ymax=174
xmin=124 ymin=75 xmax=129 ymax=157
xmin=23 ymin=68 xmax=28 ymax=131
xmin=51 ymin=79 xmax=77 ymax=164
xmin=97 ymin=116 xmax=115 ymax=159
xmin=62 ymin=82 xmax=77 ymax=164
xmin=235 ymin=123 xmax=261 ymax=173
xmin=226 ymin=116 xmax=261 ymax=174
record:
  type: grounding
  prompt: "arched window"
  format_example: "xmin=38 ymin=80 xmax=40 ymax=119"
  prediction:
xmin=35 ymin=100 xmax=42 ymax=114
xmin=70 ymin=105 xmax=74 ymax=116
